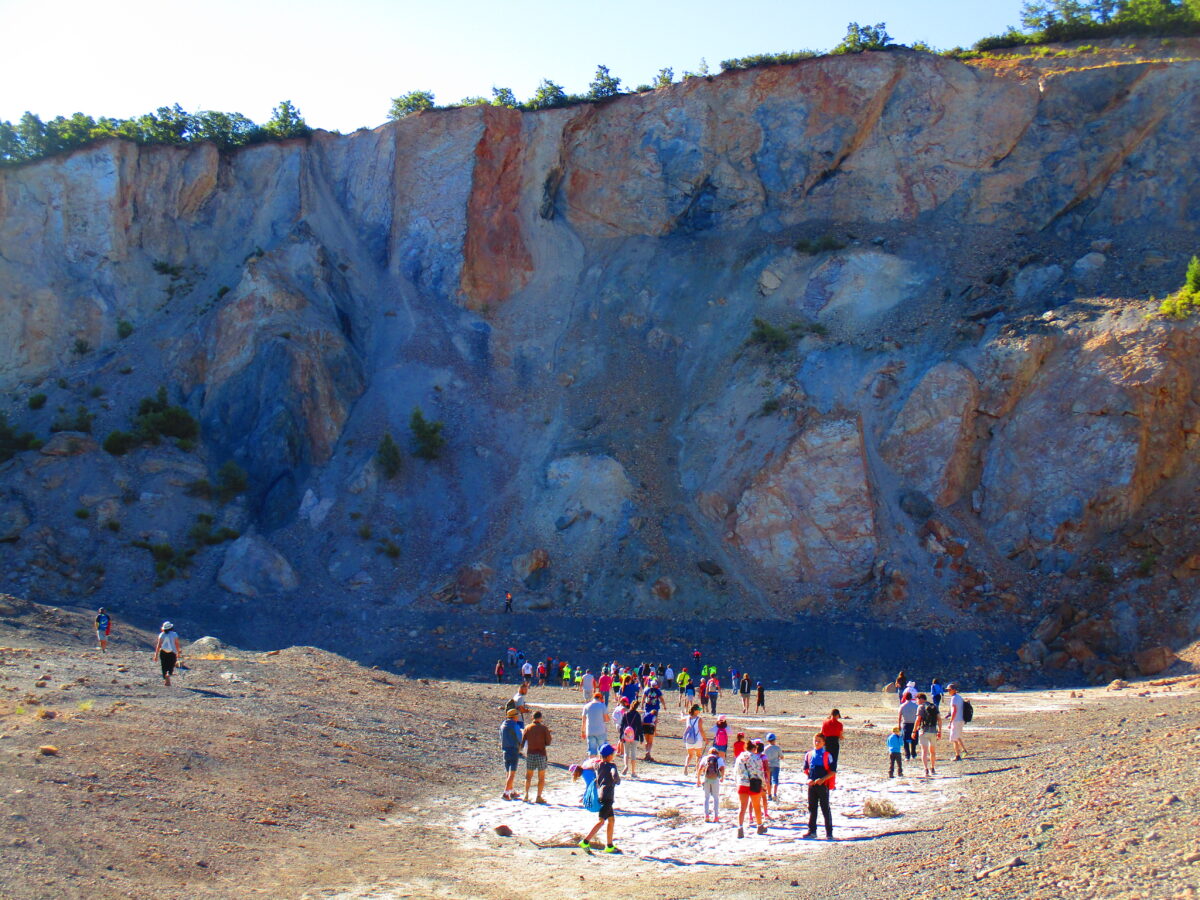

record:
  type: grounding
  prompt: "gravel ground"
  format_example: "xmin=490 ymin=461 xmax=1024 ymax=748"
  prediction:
xmin=1 ymin=597 xmax=1197 ymax=900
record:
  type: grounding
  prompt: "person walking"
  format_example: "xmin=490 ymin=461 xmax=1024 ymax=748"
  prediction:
xmin=597 ymin=668 xmax=613 ymax=705
xmin=581 ymin=668 xmax=595 ymax=700
xmin=756 ymin=682 xmax=766 ymax=713
xmin=580 ymin=744 xmax=621 ymax=853
xmin=712 ymin=715 xmax=730 ymax=761
xmin=915 ymin=692 xmax=942 ymax=776
xmin=697 ymin=746 xmax=725 ymax=822
xmin=894 ymin=670 xmax=907 ymax=703
xmin=499 ymin=708 xmax=524 ymax=800
xmin=821 ymin=709 xmax=845 ymax=769
xmin=898 ymin=691 xmax=920 ymax=760
xmin=153 ymin=622 xmax=181 ymax=686
xmin=803 ymin=734 xmax=836 ymax=839
xmin=665 ymin=665 xmax=675 ymax=689
xmin=504 ymin=591 xmax=514 ymax=613
xmin=537 ymin=660 xmax=547 ymax=686
xmin=95 ymin=608 xmax=112 ymax=652
xmin=734 ymin=740 xmax=766 ymax=838
xmin=946 ymin=683 xmax=968 ymax=760
xmin=620 ymin=701 xmax=643 ymax=777
xmin=930 ymin=677 xmax=945 ymax=709
xmin=887 ymin=726 xmax=904 ymax=777
xmin=739 ymin=673 xmax=752 ymax=713
xmin=509 ymin=682 xmax=531 ymax=725
xmin=681 ymin=704 xmax=707 ymax=776
xmin=763 ymin=733 xmax=783 ymax=800
xmin=706 ymin=674 xmax=720 ymax=715
xmin=520 ymin=710 xmax=552 ymax=803
xmin=521 ymin=658 xmax=534 ymax=683
xmin=581 ymin=692 xmax=610 ymax=755
xmin=494 ymin=659 xmax=505 ymax=684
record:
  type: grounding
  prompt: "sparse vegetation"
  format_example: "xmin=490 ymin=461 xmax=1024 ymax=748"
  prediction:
xmin=357 ymin=524 xmax=373 ymax=540
xmin=216 ymin=461 xmax=248 ymax=502
xmin=131 ymin=539 xmax=194 ymax=585
xmin=185 ymin=479 xmax=214 ymax=499
xmin=89 ymin=385 xmax=104 ymax=398
xmin=27 ymin=393 xmax=46 ymax=410
xmin=187 ymin=512 xmax=240 ymax=546
xmin=795 ymin=234 xmax=847 ymax=254
xmin=833 ymin=22 xmax=894 ymax=54
xmin=377 ymin=433 xmax=402 ymax=479
xmin=102 ymin=430 xmax=139 ymax=456
xmin=50 ymin=406 xmax=94 ymax=434
xmin=132 ymin=387 xmax=200 ymax=444
xmin=1158 ymin=254 xmax=1200 ymax=319
xmin=720 ymin=50 xmax=820 ymax=71
xmin=863 ymin=798 xmax=900 ymax=817
xmin=119 ymin=365 xmax=133 ymax=375
xmin=74 ymin=508 xmax=90 ymax=519
xmin=72 ymin=338 xmax=92 ymax=356
xmin=378 ymin=538 xmax=401 ymax=559
xmin=117 ymin=319 xmax=134 ymax=338
xmin=760 ymin=397 xmax=782 ymax=416
xmin=410 ymin=408 xmax=446 ymax=460
xmin=746 ymin=317 xmax=825 ymax=353
xmin=105 ymin=520 xmax=121 ymax=533
xmin=1137 ymin=553 xmax=1157 ymax=576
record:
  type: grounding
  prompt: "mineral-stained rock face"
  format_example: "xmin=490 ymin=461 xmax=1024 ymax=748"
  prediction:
xmin=2 ymin=45 xmax=1200 ymax=671
xmin=734 ymin=418 xmax=876 ymax=586
xmin=881 ymin=362 xmax=979 ymax=507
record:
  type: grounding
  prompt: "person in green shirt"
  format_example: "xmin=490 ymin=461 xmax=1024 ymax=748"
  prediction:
xmin=562 ymin=663 xmax=572 ymax=687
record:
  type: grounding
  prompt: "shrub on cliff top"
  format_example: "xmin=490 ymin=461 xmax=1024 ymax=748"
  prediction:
xmin=388 ymin=91 xmax=436 ymax=120
xmin=833 ymin=22 xmax=894 ymax=54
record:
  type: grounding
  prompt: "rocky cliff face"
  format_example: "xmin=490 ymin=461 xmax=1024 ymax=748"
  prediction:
xmin=2 ymin=44 xmax=1199 ymax=682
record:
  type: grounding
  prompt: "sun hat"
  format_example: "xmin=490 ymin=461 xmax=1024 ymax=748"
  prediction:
xmin=717 ymin=715 xmax=727 ymax=723
xmin=161 ymin=622 xmax=174 ymax=631
xmin=766 ymin=733 xmax=776 ymax=741
xmin=599 ymin=743 xmax=615 ymax=757
xmin=505 ymin=708 xmax=519 ymax=718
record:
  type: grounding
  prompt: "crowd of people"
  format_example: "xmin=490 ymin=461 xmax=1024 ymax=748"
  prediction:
xmin=495 ymin=652 xmax=970 ymax=854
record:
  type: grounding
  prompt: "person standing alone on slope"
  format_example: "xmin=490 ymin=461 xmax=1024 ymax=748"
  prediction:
xmin=95 ymin=607 xmax=112 ymax=653
xmin=154 ymin=622 xmax=181 ymax=686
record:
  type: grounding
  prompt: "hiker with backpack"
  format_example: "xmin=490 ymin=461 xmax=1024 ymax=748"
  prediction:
xmin=499 ymin=708 xmax=525 ymax=800
xmin=579 ymin=743 xmax=621 ymax=853
xmin=915 ymin=692 xmax=942 ymax=776
xmin=803 ymin=733 xmax=836 ymax=839
xmin=681 ymin=704 xmax=708 ymax=776
xmin=706 ymin=673 xmax=720 ymax=714
xmin=620 ymin=700 xmax=643 ymax=777
xmin=712 ymin=715 xmax=730 ymax=761
xmin=946 ymin=683 xmax=970 ymax=760
xmin=697 ymin=746 xmax=725 ymax=823
xmin=734 ymin=740 xmax=766 ymax=838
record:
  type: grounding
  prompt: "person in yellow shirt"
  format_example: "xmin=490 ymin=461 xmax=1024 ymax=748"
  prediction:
xmin=562 ymin=663 xmax=572 ymax=687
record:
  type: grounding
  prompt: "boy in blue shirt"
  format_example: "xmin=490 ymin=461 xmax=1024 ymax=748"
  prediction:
xmin=887 ymin=726 xmax=904 ymax=777
xmin=931 ymin=678 xmax=945 ymax=709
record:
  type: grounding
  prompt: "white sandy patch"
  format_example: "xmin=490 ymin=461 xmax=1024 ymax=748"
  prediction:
xmin=458 ymin=758 xmax=959 ymax=865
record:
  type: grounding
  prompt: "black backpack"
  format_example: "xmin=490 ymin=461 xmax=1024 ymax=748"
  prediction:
xmin=921 ymin=704 xmax=939 ymax=729
xmin=962 ymin=699 xmax=974 ymax=724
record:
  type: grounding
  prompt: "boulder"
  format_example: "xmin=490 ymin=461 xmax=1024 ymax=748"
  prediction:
xmin=1072 ymin=252 xmax=1106 ymax=278
xmin=1017 ymin=639 xmax=1048 ymax=665
xmin=39 ymin=433 xmax=97 ymax=456
xmin=512 ymin=549 xmax=550 ymax=581
xmin=217 ymin=535 xmax=299 ymax=598
xmin=1012 ymin=264 xmax=1063 ymax=302
xmin=0 ymin=500 xmax=31 ymax=542
xmin=435 ymin=563 xmax=495 ymax=605
xmin=1134 ymin=646 xmax=1177 ymax=676
xmin=881 ymin=362 xmax=979 ymax=506
xmin=734 ymin=417 xmax=876 ymax=585
xmin=188 ymin=636 xmax=224 ymax=654
xmin=696 ymin=559 xmax=724 ymax=577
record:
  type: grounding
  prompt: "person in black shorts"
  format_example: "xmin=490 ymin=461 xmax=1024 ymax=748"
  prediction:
xmin=580 ymin=743 xmax=621 ymax=853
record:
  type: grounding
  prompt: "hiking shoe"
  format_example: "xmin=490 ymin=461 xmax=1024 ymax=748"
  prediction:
xmin=954 ymin=754 xmax=962 ymax=761
xmin=604 ymin=845 xmax=620 ymax=854
xmin=535 ymin=797 xmax=548 ymax=804
xmin=930 ymin=768 xmax=937 ymax=775
xmin=737 ymin=827 xmax=744 ymax=839
xmin=578 ymin=839 xmax=591 ymax=850
xmin=757 ymin=825 xmax=767 ymax=835
xmin=803 ymin=830 xmax=815 ymax=838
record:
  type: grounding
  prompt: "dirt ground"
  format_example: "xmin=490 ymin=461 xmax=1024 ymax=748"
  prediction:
xmin=1 ymin=595 xmax=1198 ymax=900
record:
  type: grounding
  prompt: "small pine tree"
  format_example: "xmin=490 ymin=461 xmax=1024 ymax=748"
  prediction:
xmin=410 ymin=408 xmax=446 ymax=460
xmin=377 ymin=433 xmax=402 ymax=478
xmin=1185 ymin=254 xmax=1200 ymax=295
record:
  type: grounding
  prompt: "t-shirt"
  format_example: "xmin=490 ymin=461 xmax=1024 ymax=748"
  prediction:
xmin=643 ymin=710 xmax=657 ymax=728
xmin=734 ymin=751 xmax=760 ymax=786
xmin=597 ymin=674 xmax=612 ymax=693
xmin=763 ymin=743 xmax=782 ymax=766
xmin=899 ymin=700 xmax=919 ymax=724
xmin=596 ymin=760 xmax=619 ymax=802
xmin=581 ymin=674 xmax=595 ymax=694
xmin=665 ymin=667 xmax=674 ymax=681
xmin=522 ymin=722 xmax=552 ymax=754
xmin=701 ymin=755 xmax=725 ymax=780
xmin=707 ymin=678 xmax=720 ymax=694
xmin=804 ymin=747 xmax=834 ymax=780
xmin=583 ymin=700 xmax=608 ymax=735
xmin=739 ymin=678 xmax=751 ymax=695
xmin=886 ymin=733 xmax=904 ymax=753
xmin=159 ymin=631 xmax=179 ymax=653
xmin=512 ymin=693 xmax=530 ymax=719
xmin=949 ymin=693 xmax=965 ymax=722
xmin=621 ymin=682 xmax=639 ymax=704
xmin=643 ymin=687 xmax=663 ymax=711
xmin=522 ymin=662 xmax=533 ymax=676
xmin=733 ymin=739 xmax=746 ymax=757
xmin=821 ymin=719 xmax=844 ymax=738
xmin=96 ymin=613 xmax=110 ymax=634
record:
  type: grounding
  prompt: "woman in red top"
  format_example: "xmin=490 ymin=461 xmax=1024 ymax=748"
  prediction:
xmin=732 ymin=732 xmax=746 ymax=759
xmin=821 ymin=709 xmax=844 ymax=770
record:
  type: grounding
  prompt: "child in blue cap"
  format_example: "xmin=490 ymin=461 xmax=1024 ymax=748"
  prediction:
xmin=763 ymin=733 xmax=783 ymax=800
xmin=580 ymin=743 xmax=621 ymax=853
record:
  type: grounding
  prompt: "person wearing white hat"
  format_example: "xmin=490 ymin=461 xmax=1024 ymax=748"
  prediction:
xmin=154 ymin=622 xmax=182 ymax=685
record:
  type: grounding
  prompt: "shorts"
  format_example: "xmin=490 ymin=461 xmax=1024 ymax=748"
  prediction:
xmin=949 ymin=720 xmax=963 ymax=741
xmin=770 ymin=766 xmax=780 ymax=786
xmin=96 ymin=630 xmax=106 ymax=643
xmin=503 ymin=749 xmax=520 ymax=771
xmin=919 ymin=731 xmax=936 ymax=747
xmin=598 ymin=801 xmax=614 ymax=820
xmin=642 ymin=724 xmax=656 ymax=736
xmin=737 ymin=785 xmax=762 ymax=796
xmin=525 ymin=752 xmax=547 ymax=771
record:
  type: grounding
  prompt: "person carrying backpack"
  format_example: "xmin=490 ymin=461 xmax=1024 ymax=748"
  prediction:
xmin=154 ymin=622 xmax=182 ymax=686
xmin=803 ymin=734 xmax=836 ymax=839
xmin=95 ymin=607 xmax=112 ymax=653
xmin=620 ymin=701 xmax=643 ymax=777
xmin=915 ymin=692 xmax=942 ymax=776
xmin=734 ymin=741 xmax=766 ymax=838
xmin=579 ymin=744 xmax=621 ymax=853
xmin=696 ymin=746 xmax=726 ymax=822
xmin=499 ymin=708 xmax=525 ymax=800
xmin=681 ymin=704 xmax=707 ymax=776
xmin=946 ymin=683 xmax=969 ymax=760
xmin=706 ymin=675 xmax=720 ymax=715
xmin=712 ymin=715 xmax=730 ymax=760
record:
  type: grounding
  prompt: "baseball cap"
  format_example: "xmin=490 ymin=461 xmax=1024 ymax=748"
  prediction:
xmin=766 ymin=733 xmax=776 ymax=741
xmin=599 ymin=743 xmax=615 ymax=757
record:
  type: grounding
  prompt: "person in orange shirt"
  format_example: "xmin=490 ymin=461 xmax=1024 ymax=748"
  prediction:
xmin=821 ymin=709 xmax=845 ymax=769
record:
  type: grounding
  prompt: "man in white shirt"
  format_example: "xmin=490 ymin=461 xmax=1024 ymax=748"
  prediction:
xmin=946 ymin=684 xmax=968 ymax=760
xmin=521 ymin=660 xmax=534 ymax=683
xmin=581 ymin=669 xmax=595 ymax=699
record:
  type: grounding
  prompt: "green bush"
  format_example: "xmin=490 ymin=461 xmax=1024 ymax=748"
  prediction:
xmin=185 ymin=479 xmax=214 ymax=499
xmin=388 ymin=90 xmax=436 ymax=120
xmin=105 ymin=520 xmax=121 ymax=533
xmin=176 ymin=438 xmax=196 ymax=452
xmin=27 ymin=393 xmax=46 ymax=410
xmin=73 ymin=338 xmax=92 ymax=356
xmin=720 ymin=50 xmax=819 ymax=71
xmin=357 ymin=523 xmax=373 ymax=540
xmin=50 ymin=406 xmax=94 ymax=433
xmin=377 ymin=432 xmax=402 ymax=479
xmin=378 ymin=538 xmax=401 ymax=559
xmin=795 ymin=234 xmax=847 ymax=254
xmin=89 ymin=385 xmax=104 ymax=398
xmin=410 ymin=408 xmax=446 ymax=459
xmin=102 ymin=430 xmax=139 ymax=456
xmin=216 ymin=461 xmax=248 ymax=502
xmin=75 ymin=508 xmax=90 ymax=519
xmin=117 ymin=319 xmax=134 ymax=339
xmin=1157 ymin=254 xmax=1200 ymax=319
xmin=133 ymin=387 xmax=199 ymax=443
xmin=833 ymin=22 xmax=893 ymax=54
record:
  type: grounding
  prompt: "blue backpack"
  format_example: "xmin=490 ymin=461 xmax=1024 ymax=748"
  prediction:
xmin=582 ymin=779 xmax=601 ymax=813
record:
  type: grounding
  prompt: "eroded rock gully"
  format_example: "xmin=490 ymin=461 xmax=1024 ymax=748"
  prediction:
xmin=2 ymin=44 xmax=1199 ymax=681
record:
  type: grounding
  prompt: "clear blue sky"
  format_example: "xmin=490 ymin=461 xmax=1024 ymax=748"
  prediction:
xmin=1 ymin=0 xmax=1024 ymax=133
